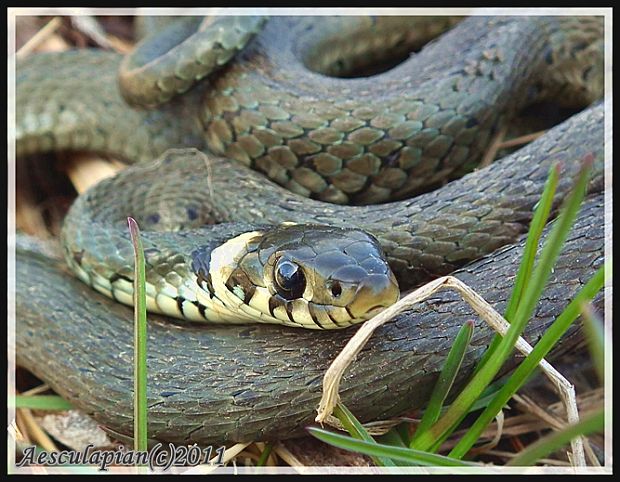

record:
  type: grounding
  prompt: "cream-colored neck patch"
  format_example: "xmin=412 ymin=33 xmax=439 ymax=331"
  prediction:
xmin=203 ymin=231 xmax=274 ymax=324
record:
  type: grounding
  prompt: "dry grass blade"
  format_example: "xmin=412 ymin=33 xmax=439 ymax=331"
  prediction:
xmin=479 ymin=125 xmax=507 ymax=168
xmin=316 ymin=275 xmax=585 ymax=465
xmin=273 ymin=444 xmax=306 ymax=471
xmin=70 ymin=16 xmax=112 ymax=49
xmin=17 ymin=408 xmax=58 ymax=452
xmin=466 ymin=411 xmax=505 ymax=456
xmin=13 ymin=411 xmax=30 ymax=444
xmin=496 ymin=130 xmax=547 ymax=149
xmin=324 ymin=416 xmax=417 ymax=436
xmin=20 ymin=384 xmax=51 ymax=396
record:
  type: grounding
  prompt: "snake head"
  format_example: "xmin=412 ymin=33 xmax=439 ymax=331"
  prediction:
xmin=207 ymin=224 xmax=399 ymax=329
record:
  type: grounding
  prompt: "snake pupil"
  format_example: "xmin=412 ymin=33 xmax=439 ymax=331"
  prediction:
xmin=275 ymin=260 xmax=306 ymax=300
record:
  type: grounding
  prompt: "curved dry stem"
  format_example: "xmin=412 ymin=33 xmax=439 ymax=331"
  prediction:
xmin=316 ymin=276 xmax=585 ymax=466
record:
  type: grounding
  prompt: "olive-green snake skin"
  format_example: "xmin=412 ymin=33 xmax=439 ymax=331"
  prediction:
xmin=14 ymin=15 xmax=606 ymax=445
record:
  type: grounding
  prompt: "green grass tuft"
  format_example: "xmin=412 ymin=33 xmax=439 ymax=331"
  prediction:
xmin=310 ymin=157 xmax=604 ymax=466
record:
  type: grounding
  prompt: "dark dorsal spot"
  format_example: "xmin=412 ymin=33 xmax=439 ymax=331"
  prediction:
xmin=571 ymin=41 xmax=589 ymax=56
xmin=146 ymin=213 xmax=160 ymax=225
xmin=196 ymin=269 xmax=209 ymax=288
xmin=160 ymin=391 xmax=178 ymax=398
xmin=465 ymin=117 xmax=479 ymax=128
xmin=545 ymin=49 xmax=554 ymax=65
xmin=186 ymin=206 xmax=199 ymax=221
xmin=205 ymin=273 xmax=215 ymax=297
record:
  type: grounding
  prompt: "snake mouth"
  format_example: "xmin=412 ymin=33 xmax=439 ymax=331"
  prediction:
xmin=366 ymin=305 xmax=389 ymax=317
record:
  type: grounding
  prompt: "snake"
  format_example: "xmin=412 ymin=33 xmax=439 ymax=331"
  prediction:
xmin=14 ymin=15 xmax=606 ymax=445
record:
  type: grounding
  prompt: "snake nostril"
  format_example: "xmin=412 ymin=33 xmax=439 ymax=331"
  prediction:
xmin=330 ymin=281 xmax=342 ymax=298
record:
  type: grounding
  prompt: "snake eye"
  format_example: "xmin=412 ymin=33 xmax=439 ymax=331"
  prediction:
xmin=274 ymin=259 xmax=306 ymax=300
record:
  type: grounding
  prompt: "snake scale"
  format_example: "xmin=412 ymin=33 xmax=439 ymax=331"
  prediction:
xmin=14 ymin=15 xmax=606 ymax=445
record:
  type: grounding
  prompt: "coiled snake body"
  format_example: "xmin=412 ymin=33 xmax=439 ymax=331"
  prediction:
xmin=14 ymin=15 xmax=606 ymax=444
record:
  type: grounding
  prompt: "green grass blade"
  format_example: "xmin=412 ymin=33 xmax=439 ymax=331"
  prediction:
xmin=473 ymin=163 xmax=560 ymax=373
xmin=334 ymin=403 xmax=397 ymax=467
xmin=503 ymin=162 xmax=562 ymax=324
xmin=377 ymin=429 xmax=420 ymax=467
xmin=411 ymin=320 xmax=474 ymax=446
xmin=507 ymin=409 xmax=604 ymax=466
xmin=376 ymin=431 xmax=419 ymax=467
xmin=256 ymin=443 xmax=273 ymax=467
xmin=308 ymin=427 xmax=476 ymax=467
xmin=411 ymin=159 xmax=593 ymax=452
xmin=377 ymin=429 xmax=408 ymax=448
xmin=449 ymin=265 xmax=605 ymax=459
xmin=580 ymin=302 xmax=606 ymax=383
xmin=14 ymin=395 xmax=73 ymax=411
xmin=128 ymin=217 xmax=148 ymax=455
